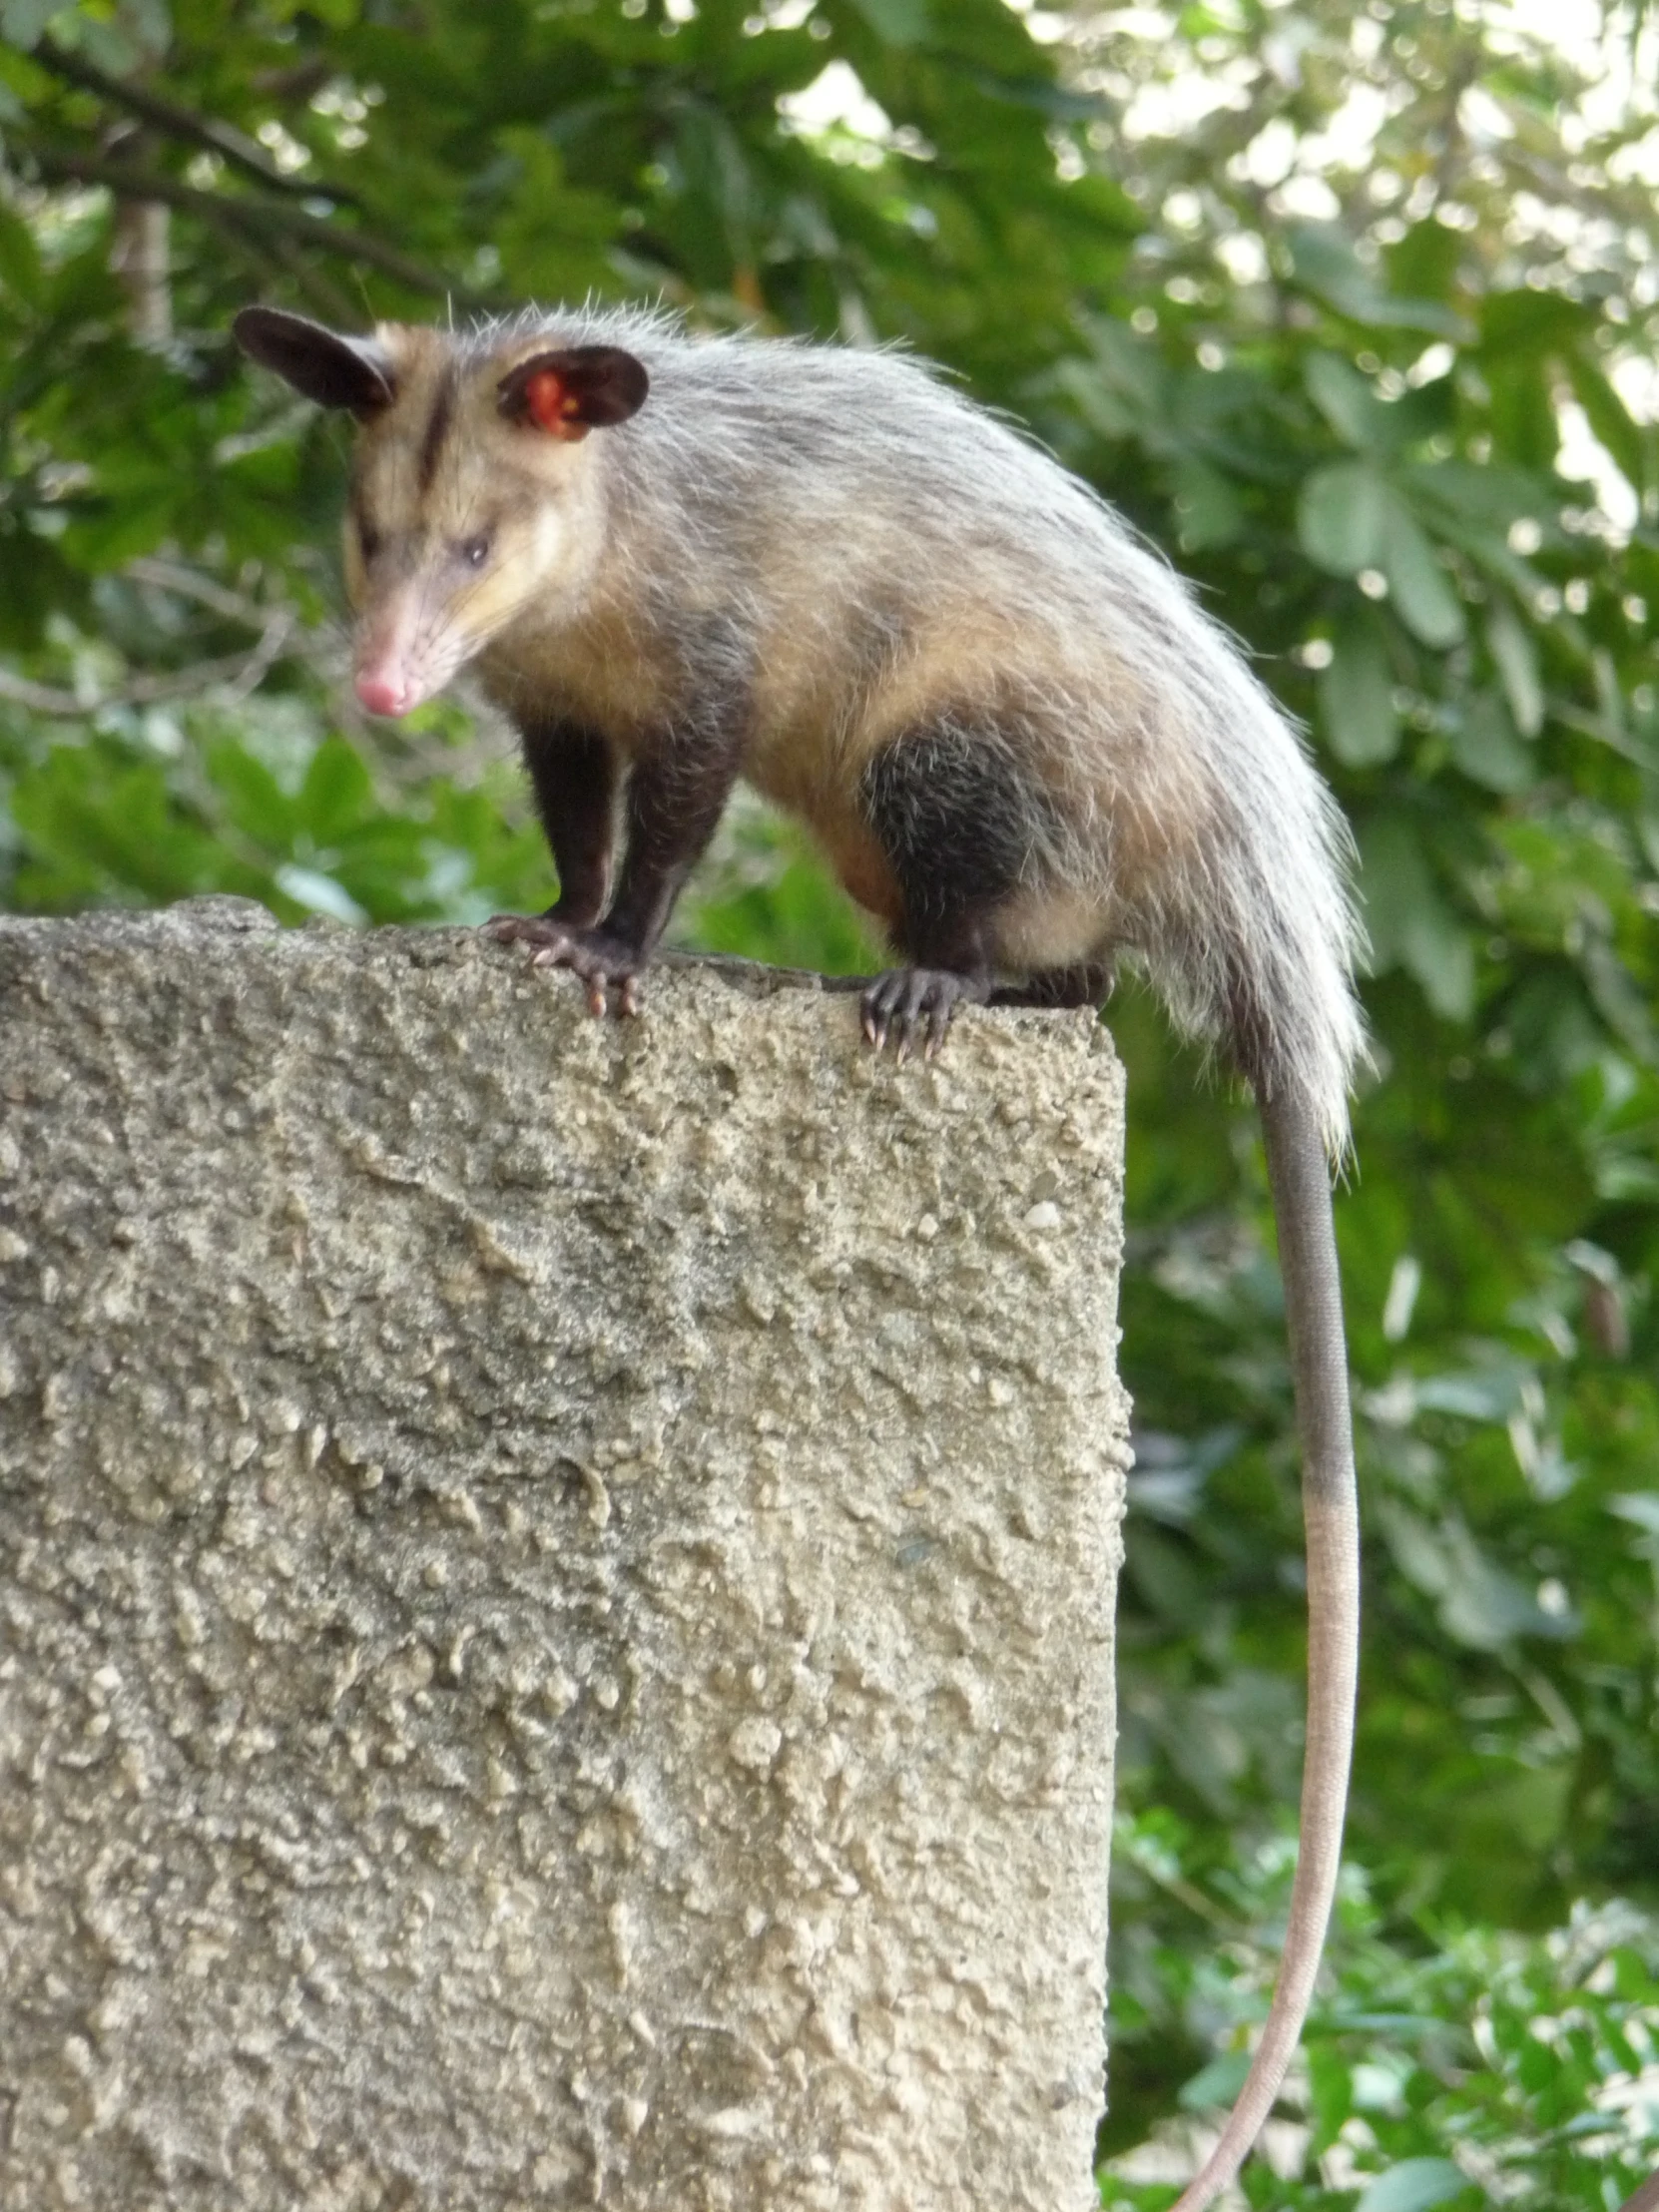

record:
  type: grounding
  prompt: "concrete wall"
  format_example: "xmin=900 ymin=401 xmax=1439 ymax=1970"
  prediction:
xmin=0 ymin=898 xmax=1129 ymax=2212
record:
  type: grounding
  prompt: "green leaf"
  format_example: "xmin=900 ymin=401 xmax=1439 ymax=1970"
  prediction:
xmin=1464 ymin=1766 xmax=1574 ymax=1853
xmin=1486 ymin=357 xmax=1560 ymax=472
xmin=1566 ymin=353 xmax=1651 ymax=498
xmin=296 ymin=736 xmax=374 ymax=842
xmin=1306 ymin=2042 xmax=1354 ymax=2150
xmin=1288 ymin=224 xmax=1469 ymax=338
xmin=1479 ymin=288 xmax=1591 ymax=355
xmin=1320 ymin=614 xmax=1400 ymax=768
xmin=1170 ymin=455 xmax=1243 ymax=550
xmin=1355 ymin=2158 xmax=1469 ymax=2212
xmin=1414 ymin=1364 xmax=1528 ymax=1418
xmin=849 ymin=0 xmax=929 ymax=44
xmin=1376 ymin=1499 xmax=1452 ymax=1598
xmin=1404 ymin=458 xmax=1552 ymax=537
xmin=1298 ymin=460 xmax=1389 ymax=574
xmin=58 ymin=486 xmax=187 ymax=569
xmin=1358 ymin=812 xmax=1475 ymax=1019
xmin=1305 ymin=351 xmax=1388 ymax=452
xmin=1177 ymin=2051 xmax=1251 ymax=2110
xmin=0 ymin=0 xmax=60 ymax=49
xmin=1436 ymin=1522 xmax=1577 ymax=1648
xmin=206 ymin=740 xmax=297 ymax=847
xmin=1383 ymin=218 xmax=1463 ymax=304
xmin=272 ymin=862 xmax=367 ymax=925
xmin=1449 ymin=691 xmax=1533 ymax=795
xmin=1485 ymin=598 xmax=1543 ymax=737
xmin=1381 ymin=499 xmax=1465 ymax=648
xmin=0 ymin=201 xmax=42 ymax=305
xmin=124 ymin=0 xmax=171 ymax=62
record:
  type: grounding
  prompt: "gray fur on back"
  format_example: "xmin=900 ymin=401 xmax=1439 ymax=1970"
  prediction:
xmin=471 ymin=304 xmax=1365 ymax=1152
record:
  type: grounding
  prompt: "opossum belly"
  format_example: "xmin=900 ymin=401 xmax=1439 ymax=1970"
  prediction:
xmin=814 ymin=812 xmax=907 ymax=937
xmin=744 ymin=754 xmax=907 ymax=937
xmin=741 ymin=707 xmax=906 ymax=936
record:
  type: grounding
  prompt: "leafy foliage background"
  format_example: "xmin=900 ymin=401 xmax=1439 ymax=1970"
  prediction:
xmin=1 ymin=0 xmax=1657 ymax=2201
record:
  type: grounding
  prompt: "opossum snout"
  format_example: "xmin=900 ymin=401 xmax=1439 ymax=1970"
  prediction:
xmin=352 ymin=593 xmax=440 ymax=719
xmin=355 ymin=667 xmax=417 ymax=718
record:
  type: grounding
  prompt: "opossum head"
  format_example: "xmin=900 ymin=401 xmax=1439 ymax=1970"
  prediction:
xmin=233 ymin=308 xmax=648 ymax=717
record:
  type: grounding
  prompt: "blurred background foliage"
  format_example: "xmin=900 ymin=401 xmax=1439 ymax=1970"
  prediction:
xmin=1 ymin=0 xmax=1657 ymax=2200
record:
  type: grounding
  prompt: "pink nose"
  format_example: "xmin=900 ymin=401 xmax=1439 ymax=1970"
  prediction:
xmin=354 ymin=671 xmax=410 ymax=717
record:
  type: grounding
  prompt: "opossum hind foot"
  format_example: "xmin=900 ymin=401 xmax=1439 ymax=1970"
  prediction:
xmin=860 ymin=966 xmax=991 ymax=1063
xmin=488 ymin=914 xmax=644 ymax=1017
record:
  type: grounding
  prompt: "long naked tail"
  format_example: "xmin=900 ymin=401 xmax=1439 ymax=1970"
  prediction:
xmin=1170 ymin=1084 xmax=1362 ymax=2212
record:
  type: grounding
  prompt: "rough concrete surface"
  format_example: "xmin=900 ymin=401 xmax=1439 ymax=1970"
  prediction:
xmin=0 ymin=898 xmax=1128 ymax=2212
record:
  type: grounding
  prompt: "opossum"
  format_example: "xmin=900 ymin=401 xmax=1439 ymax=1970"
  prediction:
xmin=235 ymin=300 xmax=1364 ymax=2211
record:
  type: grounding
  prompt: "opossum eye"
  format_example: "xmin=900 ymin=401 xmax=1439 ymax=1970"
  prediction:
xmin=355 ymin=514 xmax=382 ymax=562
xmin=456 ymin=531 xmax=494 ymax=570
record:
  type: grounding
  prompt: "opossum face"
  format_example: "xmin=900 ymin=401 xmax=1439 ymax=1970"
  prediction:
xmin=233 ymin=309 xmax=648 ymax=718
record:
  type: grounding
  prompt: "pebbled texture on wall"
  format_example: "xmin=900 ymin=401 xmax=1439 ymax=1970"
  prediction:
xmin=0 ymin=898 xmax=1128 ymax=2212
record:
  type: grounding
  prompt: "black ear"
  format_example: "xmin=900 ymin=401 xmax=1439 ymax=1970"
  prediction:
xmin=496 ymin=345 xmax=649 ymax=439
xmin=234 ymin=306 xmax=395 ymax=415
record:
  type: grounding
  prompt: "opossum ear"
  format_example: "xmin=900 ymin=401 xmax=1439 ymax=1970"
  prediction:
xmin=496 ymin=347 xmax=649 ymax=441
xmin=233 ymin=307 xmax=395 ymax=417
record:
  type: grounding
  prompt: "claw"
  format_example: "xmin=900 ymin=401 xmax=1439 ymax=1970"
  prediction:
xmin=493 ymin=915 xmax=644 ymax=1019
xmin=491 ymin=912 xmax=568 ymax=956
xmin=859 ymin=965 xmax=987 ymax=1061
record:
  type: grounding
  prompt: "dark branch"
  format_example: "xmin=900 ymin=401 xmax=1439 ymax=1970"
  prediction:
xmin=0 ymin=612 xmax=294 ymax=716
xmin=125 ymin=555 xmax=285 ymax=627
xmin=33 ymin=36 xmax=365 ymax=210
xmin=20 ymin=142 xmax=492 ymax=307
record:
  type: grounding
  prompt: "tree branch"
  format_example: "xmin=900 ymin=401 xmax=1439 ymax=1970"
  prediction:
xmin=124 ymin=555 xmax=284 ymax=627
xmin=0 ymin=613 xmax=294 ymax=716
xmin=110 ymin=191 xmax=172 ymax=343
xmin=33 ymin=37 xmax=365 ymax=210
xmin=20 ymin=142 xmax=489 ymax=307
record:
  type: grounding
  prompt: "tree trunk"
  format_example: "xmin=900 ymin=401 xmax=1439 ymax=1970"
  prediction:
xmin=0 ymin=897 xmax=1128 ymax=2212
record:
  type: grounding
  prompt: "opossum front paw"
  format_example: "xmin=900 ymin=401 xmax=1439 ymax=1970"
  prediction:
xmin=860 ymin=967 xmax=989 ymax=1064
xmin=487 ymin=915 xmax=644 ymax=1018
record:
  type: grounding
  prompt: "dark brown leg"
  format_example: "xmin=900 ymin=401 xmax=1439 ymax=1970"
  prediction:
xmin=531 ymin=724 xmax=619 ymax=927
xmin=494 ymin=706 xmax=747 ymax=1017
xmin=501 ymin=720 xmax=618 ymax=927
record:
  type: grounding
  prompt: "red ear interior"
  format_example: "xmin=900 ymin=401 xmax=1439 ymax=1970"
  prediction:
xmin=497 ymin=345 xmax=648 ymax=436
xmin=523 ymin=369 xmax=588 ymax=441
